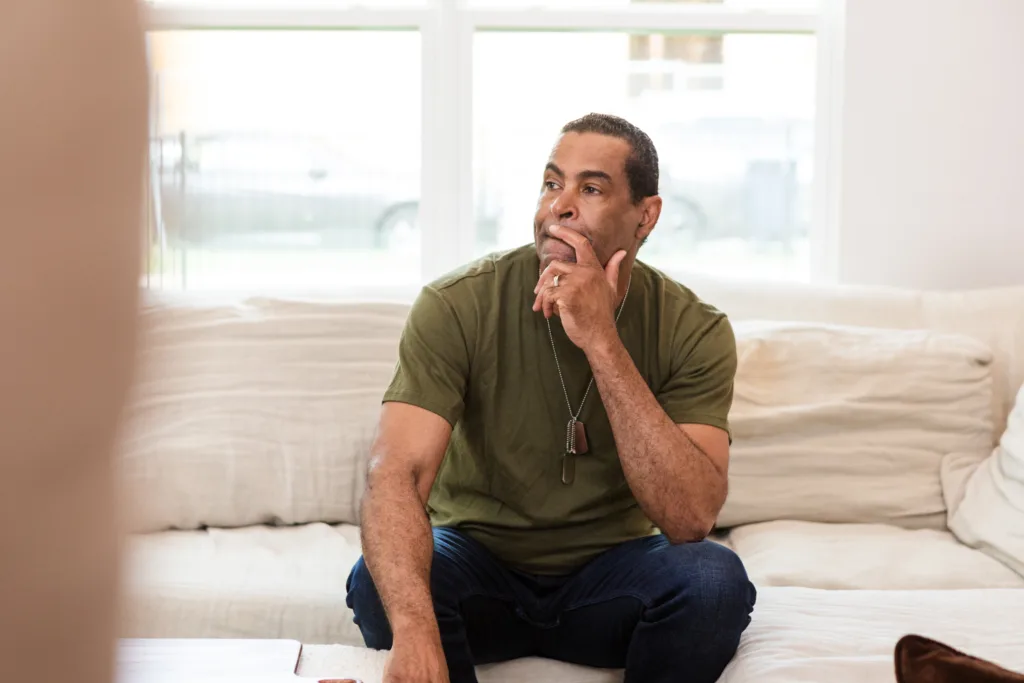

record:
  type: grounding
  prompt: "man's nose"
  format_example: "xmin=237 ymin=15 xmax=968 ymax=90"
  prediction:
xmin=550 ymin=191 xmax=578 ymax=222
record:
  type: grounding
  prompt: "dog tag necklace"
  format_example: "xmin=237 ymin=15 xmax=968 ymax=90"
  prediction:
xmin=545 ymin=273 xmax=631 ymax=485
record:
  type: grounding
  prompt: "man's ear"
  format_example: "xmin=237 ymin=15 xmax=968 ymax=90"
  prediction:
xmin=636 ymin=195 xmax=662 ymax=242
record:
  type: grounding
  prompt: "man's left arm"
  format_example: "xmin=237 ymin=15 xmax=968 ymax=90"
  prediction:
xmin=533 ymin=224 xmax=735 ymax=543
xmin=586 ymin=329 xmax=733 ymax=543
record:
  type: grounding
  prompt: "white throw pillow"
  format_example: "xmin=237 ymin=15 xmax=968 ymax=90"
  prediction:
xmin=728 ymin=520 xmax=1024 ymax=590
xmin=947 ymin=383 xmax=1024 ymax=577
xmin=117 ymin=297 xmax=408 ymax=533
xmin=719 ymin=322 xmax=995 ymax=529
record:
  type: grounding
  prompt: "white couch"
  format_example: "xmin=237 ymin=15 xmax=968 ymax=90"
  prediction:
xmin=116 ymin=275 xmax=1024 ymax=682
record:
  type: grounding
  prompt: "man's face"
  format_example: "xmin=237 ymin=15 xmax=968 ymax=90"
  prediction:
xmin=533 ymin=132 xmax=648 ymax=273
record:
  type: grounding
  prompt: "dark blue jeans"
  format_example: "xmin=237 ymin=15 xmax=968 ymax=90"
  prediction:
xmin=346 ymin=527 xmax=756 ymax=683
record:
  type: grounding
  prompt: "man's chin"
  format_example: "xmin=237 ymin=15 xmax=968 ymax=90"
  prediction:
xmin=539 ymin=253 xmax=576 ymax=273
xmin=538 ymin=242 xmax=576 ymax=270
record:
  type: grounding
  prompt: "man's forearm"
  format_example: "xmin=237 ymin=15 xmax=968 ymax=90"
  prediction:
xmin=585 ymin=337 xmax=726 ymax=542
xmin=360 ymin=467 xmax=441 ymax=644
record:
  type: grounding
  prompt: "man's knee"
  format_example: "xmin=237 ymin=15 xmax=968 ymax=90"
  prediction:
xmin=633 ymin=540 xmax=755 ymax=682
xmin=655 ymin=540 xmax=756 ymax=631
xmin=345 ymin=556 xmax=393 ymax=650
xmin=345 ymin=532 xmax=478 ymax=648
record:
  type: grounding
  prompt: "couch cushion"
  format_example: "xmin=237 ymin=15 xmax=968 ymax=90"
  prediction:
xmin=298 ymin=645 xmax=622 ymax=683
xmin=120 ymin=285 xmax=1024 ymax=536
xmin=720 ymin=322 xmax=995 ymax=529
xmin=720 ymin=587 xmax=1024 ymax=683
xmin=683 ymin=278 xmax=1024 ymax=437
xmin=120 ymin=523 xmax=736 ymax=647
xmin=118 ymin=298 xmax=407 ymax=532
xmin=729 ymin=521 xmax=1024 ymax=590
xmin=948 ymin=382 xmax=1024 ymax=578
xmin=119 ymin=523 xmax=365 ymax=646
xmin=919 ymin=289 xmax=1024 ymax=439
xmin=296 ymin=587 xmax=1024 ymax=683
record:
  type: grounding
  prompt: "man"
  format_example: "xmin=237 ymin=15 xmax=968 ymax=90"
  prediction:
xmin=346 ymin=113 xmax=755 ymax=683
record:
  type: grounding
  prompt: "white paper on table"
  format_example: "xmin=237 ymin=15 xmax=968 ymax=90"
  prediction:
xmin=117 ymin=674 xmax=308 ymax=683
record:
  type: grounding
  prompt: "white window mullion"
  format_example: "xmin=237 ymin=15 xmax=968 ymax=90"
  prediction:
xmin=145 ymin=2 xmax=429 ymax=30
xmin=811 ymin=0 xmax=845 ymax=284
xmin=468 ymin=6 xmax=816 ymax=33
xmin=420 ymin=0 xmax=474 ymax=282
xmin=453 ymin=10 xmax=476 ymax=271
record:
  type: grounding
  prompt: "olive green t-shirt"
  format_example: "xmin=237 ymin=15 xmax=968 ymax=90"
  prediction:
xmin=382 ymin=245 xmax=737 ymax=575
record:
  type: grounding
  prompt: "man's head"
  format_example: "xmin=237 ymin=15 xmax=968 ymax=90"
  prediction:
xmin=534 ymin=113 xmax=662 ymax=273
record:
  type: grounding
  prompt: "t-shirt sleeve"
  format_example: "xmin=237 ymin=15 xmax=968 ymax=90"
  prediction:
xmin=382 ymin=286 xmax=470 ymax=427
xmin=656 ymin=314 xmax=737 ymax=438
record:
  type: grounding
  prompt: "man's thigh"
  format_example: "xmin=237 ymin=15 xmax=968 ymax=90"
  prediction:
xmin=346 ymin=527 xmax=537 ymax=664
xmin=430 ymin=528 xmax=539 ymax=665
xmin=537 ymin=535 xmax=753 ymax=667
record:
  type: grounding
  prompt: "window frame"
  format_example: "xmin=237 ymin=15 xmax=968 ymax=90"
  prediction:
xmin=144 ymin=0 xmax=838 ymax=286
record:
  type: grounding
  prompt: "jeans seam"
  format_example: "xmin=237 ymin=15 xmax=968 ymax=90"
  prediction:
xmin=457 ymin=590 xmax=518 ymax=606
xmin=562 ymin=592 xmax=650 ymax=614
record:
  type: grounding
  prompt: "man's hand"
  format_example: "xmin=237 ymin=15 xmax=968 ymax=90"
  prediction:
xmin=383 ymin=636 xmax=450 ymax=683
xmin=532 ymin=225 xmax=628 ymax=352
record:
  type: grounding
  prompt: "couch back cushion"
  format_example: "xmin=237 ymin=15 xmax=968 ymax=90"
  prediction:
xmin=119 ymin=297 xmax=405 ymax=532
xmin=683 ymin=278 xmax=1024 ymax=439
xmin=719 ymin=322 xmax=994 ymax=529
xmin=121 ymin=282 xmax=1023 ymax=533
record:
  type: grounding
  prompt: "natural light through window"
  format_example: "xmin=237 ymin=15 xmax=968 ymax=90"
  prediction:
xmin=474 ymin=31 xmax=815 ymax=282
xmin=146 ymin=30 xmax=422 ymax=291
xmin=143 ymin=0 xmax=820 ymax=292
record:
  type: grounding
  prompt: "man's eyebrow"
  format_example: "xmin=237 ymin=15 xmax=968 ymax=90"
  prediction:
xmin=544 ymin=164 xmax=613 ymax=184
xmin=577 ymin=169 xmax=613 ymax=183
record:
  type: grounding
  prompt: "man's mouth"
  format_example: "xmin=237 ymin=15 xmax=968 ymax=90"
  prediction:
xmin=541 ymin=242 xmax=577 ymax=267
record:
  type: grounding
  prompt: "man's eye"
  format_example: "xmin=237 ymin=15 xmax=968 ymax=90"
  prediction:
xmin=544 ymin=181 xmax=560 ymax=191
xmin=583 ymin=186 xmax=600 ymax=195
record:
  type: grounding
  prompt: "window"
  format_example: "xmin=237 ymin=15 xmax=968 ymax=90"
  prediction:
xmin=144 ymin=0 xmax=821 ymax=291
xmin=145 ymin=29 xmax=421 ymax=290
xmin=474 ymin=31 xmax=815 ymax=281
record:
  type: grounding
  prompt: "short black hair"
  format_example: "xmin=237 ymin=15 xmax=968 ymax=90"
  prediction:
xmin=560 ymin=113 xmax=659 ymax=204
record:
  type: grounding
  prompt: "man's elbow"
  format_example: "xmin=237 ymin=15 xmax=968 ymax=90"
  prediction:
xmin=363 ymin=451 xmax=428 ymax=508
xmin=663 ymin=485 xmax=726 ymax=544
xmin=662 ymin=514 xmax=717 ymax=544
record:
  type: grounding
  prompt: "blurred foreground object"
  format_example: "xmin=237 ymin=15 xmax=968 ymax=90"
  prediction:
xmin=0 ymin=1 xmax=147 ymax=683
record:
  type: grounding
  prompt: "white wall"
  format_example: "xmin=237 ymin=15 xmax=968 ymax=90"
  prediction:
xmin=837 ymin=0 xmax=1024 ymax=290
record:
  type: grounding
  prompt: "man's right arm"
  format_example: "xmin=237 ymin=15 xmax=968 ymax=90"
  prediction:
xmin=362 ymin=284 xmax=471 ymax=681
xmin=360 ymin=401 xmax=452 ymax=679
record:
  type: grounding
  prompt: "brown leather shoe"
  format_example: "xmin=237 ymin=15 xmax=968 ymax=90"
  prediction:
xmin=896 ymin=634 xmax=1024 ymax=683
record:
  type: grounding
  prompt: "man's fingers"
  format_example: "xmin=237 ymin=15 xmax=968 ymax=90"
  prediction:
xmin=533 ymin=260 xmax=574 ymax=294
xmin=604 ymin=249 xmax=628 ymax=291
xmin=543 ymin=288 xmax=559 ymax=319
xmin=532 ymin=283 xmax=553 ymax=313
xmin=548 ymin=225 xmax=600 ymax=266
xmin=531 ymin=285 xmax=561 ymax=318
